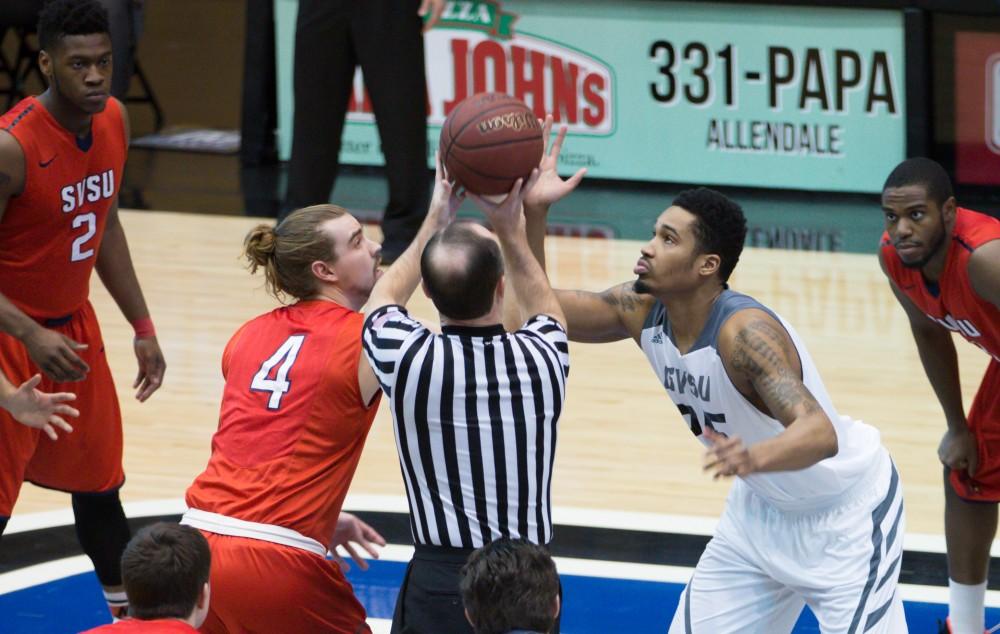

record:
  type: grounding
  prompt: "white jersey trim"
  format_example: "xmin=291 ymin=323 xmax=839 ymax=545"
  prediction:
xmin=180 ymin=508 xmax=327 ymax=557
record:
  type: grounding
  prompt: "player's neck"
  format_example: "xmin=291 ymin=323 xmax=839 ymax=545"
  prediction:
xmin=440 ymin=310 xmax=503 ymax=330
xmin=658 ymin=284 xmax=725 ymax=350
xmin=309 ymin=286 xmax=363 ymax=312
xmin=37 ymin=89 xmax=92 ymax=138
xmin=919 ymin=242 xmax=950 ymax=282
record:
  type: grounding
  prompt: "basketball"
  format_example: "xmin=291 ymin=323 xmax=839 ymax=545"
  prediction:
xmin=439 ymin=92 xmax=544 ymax=196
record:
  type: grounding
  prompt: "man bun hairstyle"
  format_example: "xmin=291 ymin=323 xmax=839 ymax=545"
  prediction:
xmin=244 ymin=204 xmax=346 ymax=302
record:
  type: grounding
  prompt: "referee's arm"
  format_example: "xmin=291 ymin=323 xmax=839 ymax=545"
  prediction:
xmin=366 ymin=156 xmax=461 ymax=312
xmin=470 ymin=173 xmax=566 ymax=329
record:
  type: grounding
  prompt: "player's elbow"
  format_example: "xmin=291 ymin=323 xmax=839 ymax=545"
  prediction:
xmin=817 ymin=417 xmax=839 ymax=460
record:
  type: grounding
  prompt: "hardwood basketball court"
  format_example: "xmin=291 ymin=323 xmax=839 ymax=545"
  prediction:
xmin=11 ymin=209 xmax=986 ymax=539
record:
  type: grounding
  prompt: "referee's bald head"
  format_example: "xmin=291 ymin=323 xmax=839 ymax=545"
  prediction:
xmin=421 ymin=222 xmax=504 ymax=321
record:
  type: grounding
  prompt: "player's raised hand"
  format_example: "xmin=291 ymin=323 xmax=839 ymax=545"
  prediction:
xmin=23 ymin=326 xmax=89 ymax=382
xmin=523 ymin=115 xmax=587 ymax=213
xmin=703 ymin=428 xmax=757 ymax=479
xmin=469 ymin=169 xmax=541 ymax=236
xmin=133 ymin=336 xmax=165 ymax=402
xmin=428 ymin=151 xmax=464 ymax=229
xmin=2 ymin=374 xmax=77 ymax=440
xmin=329 ymin=512 xmax=387 ymax=572
xmin=938 ymin=425 xmax=979 ymax=479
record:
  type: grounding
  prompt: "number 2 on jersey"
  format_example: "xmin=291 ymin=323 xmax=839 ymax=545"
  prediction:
xmin=250 ymin=335 xmax=305 ymax=409
xmin=71 ymin=212 xmax=96 ymax=261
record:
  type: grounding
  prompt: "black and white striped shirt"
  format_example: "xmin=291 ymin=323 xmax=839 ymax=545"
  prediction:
xmin=362 ymin=305 xmax=569 ymax=548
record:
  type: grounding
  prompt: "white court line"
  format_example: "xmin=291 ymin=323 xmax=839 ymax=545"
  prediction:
xmin=5 ymin=495 xmax=959 ymax=555
xmin=369 ymin=619 xmax=391 ymax=634
xmin=0 ymin=555 xmax=95 ymax=594
xmin=6 ymin=548 xmax=1000 ymax=609
xmin=10 ymin=494 xmax=997 ymax=608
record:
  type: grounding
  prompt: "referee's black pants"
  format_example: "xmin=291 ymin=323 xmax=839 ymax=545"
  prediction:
xmin=284 ymin=0 xmax=431 ymax=259
xmin=390 ymin=544 xmax=562 ymax=634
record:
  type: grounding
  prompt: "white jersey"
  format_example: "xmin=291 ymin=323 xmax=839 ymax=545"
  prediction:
xmin=640 ymin=290 xmax=884 ymax=511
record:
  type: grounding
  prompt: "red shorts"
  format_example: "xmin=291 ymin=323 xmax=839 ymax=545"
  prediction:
xmin=950 ymin=358 xmax=1000 ymax=501
xmin=198 ymin=532 xmax=370 ymax=634
xmin=0 ymin=301 xmax=124 ymax=516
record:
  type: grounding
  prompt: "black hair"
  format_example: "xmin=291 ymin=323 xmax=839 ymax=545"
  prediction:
xmin=460 ymin=538 xmax=560 ymax=634
xmin=882 ymin=157 xmax=954 ymax=206
xmin=671 ymin=187 xmax=747 ymax=283
xmin=421 ymin=223 xmax=503 ymax=320
xmin=37 ymin=0 xmax=110 ymax=52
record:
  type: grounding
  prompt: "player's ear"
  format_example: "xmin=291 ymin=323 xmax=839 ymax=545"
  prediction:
xmin=199 ymin=582 xmax=210 ymax=609
xmin=38 ymin=49 xmax=53 ymax=80
xmin=699 ymin=253 xmax=721 ymax=279
xmin=311 ymin=260 xmax=337 ymax=284
xmin=942 ymin=196 xmax=958 ymax=223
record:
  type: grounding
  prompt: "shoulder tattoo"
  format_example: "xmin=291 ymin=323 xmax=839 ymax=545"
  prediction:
xmin=730 ymin=319 xmax=818 ymax=416
xmin=598 ymin=283 xmax=645 ymax=313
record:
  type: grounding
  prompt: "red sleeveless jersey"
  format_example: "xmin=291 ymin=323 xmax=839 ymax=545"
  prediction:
xmin=0 ymin=97 xmax=126 ymax=318
xmin=186 ymin=301 xmax=381 ymax=547
xmin=881 ymin=207 xmax=1000 ymax=362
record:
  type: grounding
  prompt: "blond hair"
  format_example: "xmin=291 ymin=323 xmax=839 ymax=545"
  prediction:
xmin=243 ymin=204 xmax=347 ymax=301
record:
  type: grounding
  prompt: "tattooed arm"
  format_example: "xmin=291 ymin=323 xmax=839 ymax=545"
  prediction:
xmin=707 ymin=309 xmax=838 ymax=477
xmin=546 ymin=283 xmax=655 ymax=344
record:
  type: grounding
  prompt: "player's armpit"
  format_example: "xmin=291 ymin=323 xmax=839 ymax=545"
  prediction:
xmin=968 ymin=239 xmax=1000 ymax=309
xmin=554 ymin=282 xmax=653 ymax=343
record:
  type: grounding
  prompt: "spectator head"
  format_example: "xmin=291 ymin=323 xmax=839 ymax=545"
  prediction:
xmin=120 ymin=522 xmax=211 ymax=627
xmin=460 ymin=538 xmax=560 ymax=634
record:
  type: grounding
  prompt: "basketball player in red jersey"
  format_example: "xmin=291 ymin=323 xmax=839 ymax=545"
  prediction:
xmin=879 ymin=158 xmax=1000 ymax=634
xmin=0 ymin=0 xmax=165 ymax=619
xmin=183 ymin=157 xmax=460 ymax=633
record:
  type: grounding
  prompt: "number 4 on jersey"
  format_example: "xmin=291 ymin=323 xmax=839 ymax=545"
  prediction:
xmin=250 ymin=335 xmax=305 ymax=409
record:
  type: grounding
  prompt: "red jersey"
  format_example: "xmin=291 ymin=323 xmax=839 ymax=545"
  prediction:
xmin=881 ymin=207 xmax=1000 ymax=362
xmin=81 ymin=618 xmax=199 ymax=633
xmin=186 ymin=301 xmax=380 ymax=547
xmin=0 ymin=97 xmax=126 ymax=318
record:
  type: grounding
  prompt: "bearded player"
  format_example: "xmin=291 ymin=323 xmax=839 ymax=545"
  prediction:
xmin=879 ymin=158 xmax=1000 ymax=634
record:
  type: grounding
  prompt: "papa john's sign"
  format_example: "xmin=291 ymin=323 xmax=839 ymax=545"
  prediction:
xmin=339 ymin=1 xmax=614 ymax=147
xmin=275 ymin=0 xmax=905 ymax=192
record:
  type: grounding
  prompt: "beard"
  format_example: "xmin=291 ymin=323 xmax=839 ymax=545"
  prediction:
xmin=633 ymin=278 xmax=651 ymax=294
xmin=899 ymin=221 xmax=947 ymax=269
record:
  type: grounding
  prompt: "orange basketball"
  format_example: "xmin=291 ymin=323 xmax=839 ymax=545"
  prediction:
xmin=439 ymin=93 xmax=543 ymax=196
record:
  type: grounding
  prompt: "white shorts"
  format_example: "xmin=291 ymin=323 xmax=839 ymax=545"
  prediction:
xmin=669 ymin=450 xmax=907 ymax=634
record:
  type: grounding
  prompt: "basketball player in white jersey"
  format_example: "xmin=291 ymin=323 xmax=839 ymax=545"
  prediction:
xmin=518 ymin=123 xmax=905 ymax=633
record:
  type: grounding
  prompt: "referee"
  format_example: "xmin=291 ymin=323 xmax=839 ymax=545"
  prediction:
xmin=363 ymin=173 xmax=569 ymax=634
